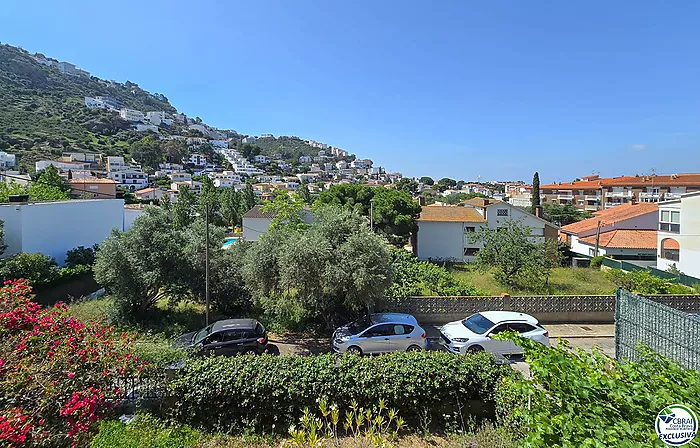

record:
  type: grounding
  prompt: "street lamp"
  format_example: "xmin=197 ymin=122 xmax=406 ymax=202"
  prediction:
xmin=370 ymin=198 xmax=375 ymax=232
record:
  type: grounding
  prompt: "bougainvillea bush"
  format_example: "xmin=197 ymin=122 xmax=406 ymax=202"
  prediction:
xmin=0 ymin=279 xmax=145 ymax=447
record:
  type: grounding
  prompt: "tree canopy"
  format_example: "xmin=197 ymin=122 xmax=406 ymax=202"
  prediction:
xmin=542 ymin=202 xmax=592 ymax=226
xmin=314 ymin=185 xmax=421 ymax=246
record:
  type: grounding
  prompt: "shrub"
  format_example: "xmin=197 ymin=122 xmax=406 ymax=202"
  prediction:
xmin=496 ymin=334 xmax=700 ymax=446
xmin=0 ymin=280 xmax=146 ymax=447
xmin=0 ymin=252 xmax=59 ymax=285
xmin=65 ymin=245 xmax=98 ymax=269
xmin=604 ymin=269 xmax=695 ymax=294
xmin=589 ymin=255 xmax=604 ymax=269
xmin=168 ymin=352 xmax=516 ymax=433
xmin=387 ymin=249 xmax=483 ymax=298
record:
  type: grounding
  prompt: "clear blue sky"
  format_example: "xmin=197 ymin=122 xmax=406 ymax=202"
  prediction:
xmin=3 ymin=1 xmax=700 ymax=183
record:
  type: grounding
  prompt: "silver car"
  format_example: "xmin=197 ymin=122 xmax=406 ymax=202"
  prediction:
xmin=332 ymin=313 xmax=428 ymax=355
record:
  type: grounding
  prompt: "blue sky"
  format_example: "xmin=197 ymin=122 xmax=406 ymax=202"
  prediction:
xmin=3 ymin=1 xmax=699 ymax=183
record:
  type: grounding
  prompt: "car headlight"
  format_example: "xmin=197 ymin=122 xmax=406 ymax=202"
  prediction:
xmin=451 ymin=338 xmax=470 ymax=343
xmin=334 ymin=336 xmax=349 ymax=344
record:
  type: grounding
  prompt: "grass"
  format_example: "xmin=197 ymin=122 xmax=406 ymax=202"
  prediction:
xmin=90 ymin=414 xmax=517 ymax=448
xmin=448 ymin=265 xmax=616 ymax=296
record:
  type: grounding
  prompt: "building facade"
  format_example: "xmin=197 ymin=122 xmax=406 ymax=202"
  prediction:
xmin=656 ymin=192 xmax=700 ymax=277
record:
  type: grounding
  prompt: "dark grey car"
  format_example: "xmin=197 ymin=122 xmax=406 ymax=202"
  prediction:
xmin=175 ymin=319 xmax=268 ymax=356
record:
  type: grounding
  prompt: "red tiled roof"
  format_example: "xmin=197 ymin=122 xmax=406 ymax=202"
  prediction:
xmin=578 ymin=230 xmax=657 ymax=249
xmin=418 ymin=206 xmax=485 ymax=222
xmin=561 ymin=202 xmax=658 ymax=235
xmin=541 ymin=173 xmax=700 ymax=190
xmin=67 ymin=177 xmax=116 ymax=184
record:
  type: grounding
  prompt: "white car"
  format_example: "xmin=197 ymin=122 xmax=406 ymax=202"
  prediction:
xmin=439 ymin=311 xmax=550 ymax=355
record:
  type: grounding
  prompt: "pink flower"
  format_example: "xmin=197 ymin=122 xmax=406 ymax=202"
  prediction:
xmin=67 ymin=373 xmax=75 ymax=378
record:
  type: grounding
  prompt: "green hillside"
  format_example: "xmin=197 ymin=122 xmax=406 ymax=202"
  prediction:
xmin=248 ymin=135 xmax=350 ymax=160
xmin=0 ymin=43 xmax=178 ymax=171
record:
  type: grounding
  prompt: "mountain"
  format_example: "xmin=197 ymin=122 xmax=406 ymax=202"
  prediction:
xmin=0 ymin=43 xmax=177 ymax=171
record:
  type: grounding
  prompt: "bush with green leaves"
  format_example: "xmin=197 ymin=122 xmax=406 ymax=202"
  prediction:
xmin=589 ymin=255 xmax=604 ymax=269
xmin=64 ymin=245 xmax=98 ymax=268
xmin=0 ymin=252 xmax=60 ymax=285
xmin=90 ymin=415 xmax=202 ymax=448
xmin=603 ymin=268 xmax=695 ymax=294
xmin=496 ymin=334 xmax=700 ymax=447
xmin=387 ymin=249 xmax=483 ymax=297
xmin=168 ymin=352 xmax=516 ymax=433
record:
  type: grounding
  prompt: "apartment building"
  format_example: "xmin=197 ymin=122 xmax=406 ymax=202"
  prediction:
xmin=656 ymin=192 xmax=700 ymax=277
xmin=541 ymin=174 xmax=700 ymax=212
xmin=560 ymin=202 xmax=658 ymax=260
xmin=67 ymin=177 xmax=117 ymax=199
xmin=108 ymin=170 xmax=149 ymax=191
xmin=119 ymin=108 xmax=145 ymax=122
xmin=0 ymin=151 xmax=16 ymax=169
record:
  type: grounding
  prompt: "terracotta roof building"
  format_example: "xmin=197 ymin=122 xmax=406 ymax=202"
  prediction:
xmin=67 ymin=177 xmax=117 ymax=199
xmin=560 ymin=202 xmax=658 ymax=261
xmin=540 ymin=173 xmax=700 ymax=212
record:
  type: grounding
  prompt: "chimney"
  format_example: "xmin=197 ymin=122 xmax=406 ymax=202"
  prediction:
xmin=483 ymin=199 xmax=490 ymax=206
xmin=535 ymin=205 xmax=542 ymax=218
xmin=418 ymin=196 xmax=426 ymax=206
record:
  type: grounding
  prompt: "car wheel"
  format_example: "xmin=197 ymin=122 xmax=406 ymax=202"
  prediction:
xmin=345 ymin=346 xmax=363 ymax=356
xmin=243 ymin=349 xmax=258 ymax=356
xmin=467 ymin=345 xmax=484 ymax=354
xmin=406 ymin=345 xmax=423 ymax=352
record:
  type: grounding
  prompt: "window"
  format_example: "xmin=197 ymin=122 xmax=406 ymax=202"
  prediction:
xmin=88 ymin=185 xmax=99 ymax=190
xmin=489 ymin=324 xmax=510 ymax=335
xmin=464 ymin=247 xmax=480 ymax=256
xmin=662 ymin=250 xmax=679 ymax=261
xmin=660 ymin=210 xmax=680 ymax=233
xmin=362 ymin=324 xmax=392 ymax=338
xmin=508 ymin=323 xmax=536 ymax=333
xmin=589 ymin=248 xmax=597 ymax=257
xmin=392 ymin=325 xmax=414 ymax=335
xmin=464 ymin=226 xmax=475 ymax=232
xmin=496 ymin=209 xmax=508 ymax=216
xmin=222 ymin=330 xmax=244 ymax=342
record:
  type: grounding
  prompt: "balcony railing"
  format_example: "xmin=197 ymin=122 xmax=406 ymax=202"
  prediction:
xmin=664 ymin=193 xmax=683 ymax=200
xmin=607 ymin=191 xmax=633 ymax=198
xmin=584 ymin=195 xmax=602 ymax=201
xmin=557 ymin=194 xmax=574 ymax=200
xmin=639 ymin=192 xmax=661 ymax=199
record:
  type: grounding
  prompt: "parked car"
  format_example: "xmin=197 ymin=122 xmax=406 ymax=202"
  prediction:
xmin=439 ymin=311 xmax=549 ymax=355
xmin=174 ymin=319 xmax=268 ymax=356
xmin=332 ymin=313 xmax=428 ymax=355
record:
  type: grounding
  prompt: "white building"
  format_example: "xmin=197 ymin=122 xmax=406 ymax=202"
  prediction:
xmin=561 ymin=202 xmax=658 ymax=260
xmin=189 ymin=124 xmax=212 ymax=137
xmin=106 ymin=156 xmax=127 ymax=172
xmin=171 ymin=181 xmax=202 ymax=195
xmin=509 ymin=193 xmax=533 ymax=208
xmin=416 ymin=200 xmax=558 ymax=262
xmin=85 ymin=97 xmax=107 ymax=109
xmin=299 ymin=155 xmax=312 ymax=164
xmin=35 ymin=160 xmax=90 ymax=172
xmin=242 ymin=136 xmax=257 ymax=144
xmin=135 ymin=123 xmax=159 ymax=133
xmin=0 ymin=151 xmax=16 ymax=168
xmin=0 ymin=199 xmax=125 ymax=265
xmin=0 ymin=171 xmax=31 ymax=186
xmin=254 ymin=155 xmax=271 ymax=164
xmin=657 ymin=192 xmax=700 ymax=277
xmin=170 ymin=172 xmax=193 ymax=183
xmin=188 ymin=153 xmax=207 ymax=166
xmin=120 ymin=108 xmax=145 ymax=122
xmin=108 ymin=170 xmax=149 ymax=191
xmin=209 ymin=139 xmax=229 ymax=149
xmin=145 ymin=111 xmax=172 ymax=126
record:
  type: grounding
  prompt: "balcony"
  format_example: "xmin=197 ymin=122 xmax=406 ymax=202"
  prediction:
xmin=607 ymin=191 xmax=633 ymax=198
xmin=639 ymin=192 xmax=661 ymax=200
xmin=585 ymin=204 xmax=599 ymax=211
xmin=557 ymin=194 xmax=574 ymax=200
xmin=604 ymin=203 xmax=622 ymax=209
xmin=664 ymin=193 xmax=683 ymax=200
xmin=584 ymin=195 xmax=602 ymax=201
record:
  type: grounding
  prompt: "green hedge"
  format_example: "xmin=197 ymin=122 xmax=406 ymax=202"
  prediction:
xmin=168 ymin=352 xmax=516 ymax=432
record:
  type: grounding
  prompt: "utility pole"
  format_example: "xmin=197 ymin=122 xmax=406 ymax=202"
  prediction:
xmin=594 ymin=220 xmax=602 ymax=257
xmin=205 ymin=203 xmax=210 ymax=326
xmin=370 ymin=199 xmax=375 ymax=231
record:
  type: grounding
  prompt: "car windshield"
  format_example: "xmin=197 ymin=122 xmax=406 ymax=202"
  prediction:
xmin=462 ymin=313 xmax=495 ymax=335
xmin=346 ymin=316 xmax=373 ymax=335
xmin=193 ymin=324 xmax=214 ymax=344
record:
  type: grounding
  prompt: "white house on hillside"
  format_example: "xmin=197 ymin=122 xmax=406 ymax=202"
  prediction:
xmin=656 ymin=192 xmax=700 ymax=277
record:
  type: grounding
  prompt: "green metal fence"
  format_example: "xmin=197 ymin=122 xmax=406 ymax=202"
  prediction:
xmin=601 ymin=258 xmax=700 ymax=287
xmin=615 ymin=289 xmax=700 ymax=370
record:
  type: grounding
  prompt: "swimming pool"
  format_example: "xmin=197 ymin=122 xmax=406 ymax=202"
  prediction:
xmin=222 ymin=237 xmax=239 ymax=248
